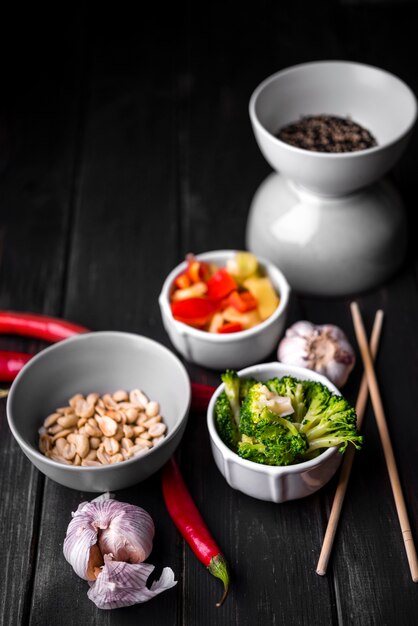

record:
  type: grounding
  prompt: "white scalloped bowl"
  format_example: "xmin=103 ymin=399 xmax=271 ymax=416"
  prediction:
xmin=158 ymin=250 xmax=291 ymax=371
xmin=207 ymin=362 xmax=344 ymax=503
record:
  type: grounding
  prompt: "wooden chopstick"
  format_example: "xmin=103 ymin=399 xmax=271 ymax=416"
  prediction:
xmin=316 ymin=309 xmax=384 ymax=576
xmin=350 ymin=301 xmax=418 ymax=583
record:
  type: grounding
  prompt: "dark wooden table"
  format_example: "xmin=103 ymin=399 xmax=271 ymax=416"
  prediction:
xmin=1 ymin=4 xmax=418 ymax=625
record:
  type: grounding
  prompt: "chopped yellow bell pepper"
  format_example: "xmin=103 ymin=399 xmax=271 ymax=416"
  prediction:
xmin=243 ymin=276 xmax=280 ymax=321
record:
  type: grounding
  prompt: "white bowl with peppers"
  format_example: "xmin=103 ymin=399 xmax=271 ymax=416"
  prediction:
xmin=158 ymin=250 xmax=291 ymax=370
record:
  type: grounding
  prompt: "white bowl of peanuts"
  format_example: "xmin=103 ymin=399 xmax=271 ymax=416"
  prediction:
xmin=6 ymin=331 xmax=191 ymax=492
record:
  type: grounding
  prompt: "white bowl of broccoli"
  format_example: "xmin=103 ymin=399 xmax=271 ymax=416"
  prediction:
xmin=207 ymin=362 xmax=362 ymax=502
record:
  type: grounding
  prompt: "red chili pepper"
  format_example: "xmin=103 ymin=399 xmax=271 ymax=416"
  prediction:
xmin=171 ymin=298 xmax=219 ymax=328
xmin=0 ymin=351 xmax=32 ymax=381
xmin=0 ymin=311 xmax=88 ymax=342
xmin=228 ymin=290 xmax=258 ymax=313
xmin=162 ymin=456 xmax=230 ymax=607
xmin=217 ymin=321 xmax=243 ymax=334
xmin=206 ymin=269 xmax=237 ymax=301
xmin=190 ymin=382 xmax=216 ymax=412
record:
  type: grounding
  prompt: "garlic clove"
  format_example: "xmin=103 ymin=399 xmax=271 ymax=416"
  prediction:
xmin=322 ymin=360 xmax=353 ymax=388
xmin=86 ymin=543 xmax=105 ymax=581
xmin=285 ymin=320 xmax=316 ymax=339
xmin=277 ymin=336 xmax=311 ymax=366
xmin=87 ymin=556 xmax=177 ymax=610
xmin=96 ymin=500 xmax=154 ymax=563
xmin=63 ymin=501 xmax=100 ymax=580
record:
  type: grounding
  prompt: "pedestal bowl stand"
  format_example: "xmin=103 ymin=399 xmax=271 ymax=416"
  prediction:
xmin=247 ymin=61 xmax=417 ymax=296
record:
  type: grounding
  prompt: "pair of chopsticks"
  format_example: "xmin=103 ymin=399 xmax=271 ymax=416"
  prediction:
xmin=316 ymin=301 xmax=418 ymax=582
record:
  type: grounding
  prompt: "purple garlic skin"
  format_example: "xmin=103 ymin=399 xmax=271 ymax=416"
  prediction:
xmin=277 ymin=320 xmax=356 ymax=388
xmin=87 ymin=556 xmax=177 ymax=610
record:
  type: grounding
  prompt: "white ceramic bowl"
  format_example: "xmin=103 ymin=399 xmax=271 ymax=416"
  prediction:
xmin=158 ymin=250 xmax=291 ymax=370
xmin=207 ymin=362 xmax=345 ymax=503
xmin=249 ymin=60 xmax=417 ymax=196
xmin=6 ymin=331 xmax=191 ymax=492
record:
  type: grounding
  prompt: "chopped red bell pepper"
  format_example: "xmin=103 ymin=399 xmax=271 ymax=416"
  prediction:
xmin=206 ymin=269 xmax=237 ymax=301
xmin=228 ymin=290 xmax=258 ymax=313
xmin=217 ymin=321 xmax=243 ymax=334
xmin=171 ymin=298 xmax=219 ymax=328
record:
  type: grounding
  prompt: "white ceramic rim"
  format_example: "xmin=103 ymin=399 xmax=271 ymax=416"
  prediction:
xmin=207 ymin=362 xmax=341 ymax=475
xmin=6 ymin=331 xmax=191 ymax=472
xmin=158 ymin=250 xmax=291 ymax=342
xmin=249 ymin=59 xmax=418 ymax=159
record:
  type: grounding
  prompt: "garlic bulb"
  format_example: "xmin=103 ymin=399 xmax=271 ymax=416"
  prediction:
xmin=277 ymin=321 xmax=356 ymax=388
xmin=63 ymin=493 xmax=177 ymax=609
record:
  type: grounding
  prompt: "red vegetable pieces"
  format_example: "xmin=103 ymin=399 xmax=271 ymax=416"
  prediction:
xmin=162 ymin=456 xmax=230 ymax=607
xmin=227 ymin=290 xmax=257 ymax=313
xmin=206 ymin=269 xmax=237 ymax=301
xmin=171 ymin=298 xmax=219 ymax=328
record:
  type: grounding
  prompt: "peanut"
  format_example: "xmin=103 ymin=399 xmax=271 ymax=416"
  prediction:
xmin=148 ymin=422 xmax=167 ymax=438
xmin=145 ymin=401 xmax=159 ymax=417
xmin=73 ymin=434 xmax=90 ymax=459
xmin=44 ymin=412 xmax=61 ymax=428
xmin=103 ymin=437 xmax=120 ymax=455
xmin=113 ymin=390 xmax=128 ymax=402
xmin=96 ymin=415 xmax=118 ymax=437
xmin=39 ymin=388 xmax=167 ymax=467
xmin=57 ymin=413 xmax=79 ymax=428
xmin=129 ymin=389 xmax=148 ymax=408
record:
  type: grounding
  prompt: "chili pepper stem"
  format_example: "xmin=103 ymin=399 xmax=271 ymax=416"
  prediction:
xmin=208 ymin=554 xmax=230 ymax=607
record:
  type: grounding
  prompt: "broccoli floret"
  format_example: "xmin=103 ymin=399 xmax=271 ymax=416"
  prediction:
xmin=254 ymin=408 xmax=308 ymax=462
xmin=214 ymin=391 xmax=240 ymax=452
xmin=300 ymin=386 xmax=362 ymax=454
xmin=221 ymin=370 xmax=241 ymax=427
xmin=238 ymin=437 xmax=272 ymax=464
xmin=214 ymin=371 xmax=257 ymax=452
xmin=300 ymin=381 xmax=333 ymax=427
xmin=238 ymin=411 xmax=308 ymax=466
xmin=239 ymin=377 xmax=257 ymax=403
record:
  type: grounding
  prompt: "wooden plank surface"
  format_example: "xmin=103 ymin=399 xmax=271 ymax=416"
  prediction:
xmin=27 ymin=16 xmax=181 ymax=626
xmin=0 ymin=3 xmax=418 ymax=625
xmin=0 ymin=15 xmax=84 ymax=626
